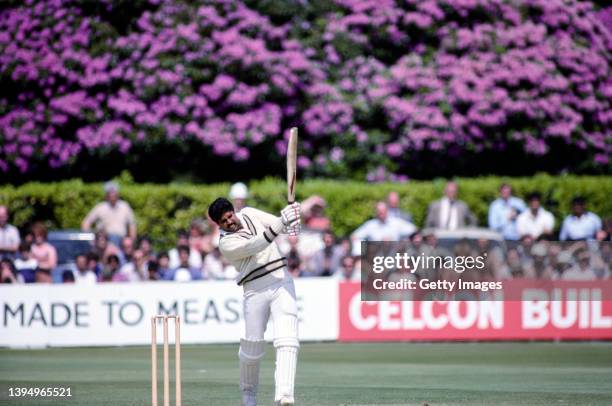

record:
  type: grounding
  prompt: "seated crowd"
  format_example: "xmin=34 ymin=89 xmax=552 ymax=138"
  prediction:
xmin=0 ymin=181 xmax=610 ymax=284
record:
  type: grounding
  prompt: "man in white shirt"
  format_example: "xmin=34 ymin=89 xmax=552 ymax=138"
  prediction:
xmin=559 ymin=197 xmax=602 ymax=241
xmin=168 ymin=231 xmax=202 ymax=270
xmin=0 ymin=205 xmax=20 ymax=259
xmin=352 ymin=202 xmax=417 ymax=243
xmin=118 ymin=249 xmax=148 ymax=282
xmin=72 ymin=254 xmax=97 ymax=285
xmin=516 ymin=192 xmax=555 ymax=239
xmin=82 ymin=181 xmax=137 ymax=245
xmin=208 ymin=197 xmax=301 ymax=406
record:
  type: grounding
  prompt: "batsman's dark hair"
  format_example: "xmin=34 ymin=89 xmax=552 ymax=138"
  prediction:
xmin=208 ymin=197 xmax=234 ymax=223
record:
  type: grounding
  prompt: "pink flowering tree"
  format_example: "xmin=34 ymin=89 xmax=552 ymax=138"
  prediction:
xmin=0 ymin=0 xmax=610 ymax=182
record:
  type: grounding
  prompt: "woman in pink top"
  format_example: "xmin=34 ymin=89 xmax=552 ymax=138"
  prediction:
xmin=30 ymin=222 xmax=57 ymax=283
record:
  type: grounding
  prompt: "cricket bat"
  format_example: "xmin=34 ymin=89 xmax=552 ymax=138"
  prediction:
xmin=287 ymin=127 xmax=298 ymax=204
xmin=286 ymin=127 xmax=299 ymax=235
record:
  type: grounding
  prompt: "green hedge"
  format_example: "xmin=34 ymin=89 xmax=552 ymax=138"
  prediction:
xmin=1 ymin=175 xmax=610 ymax=249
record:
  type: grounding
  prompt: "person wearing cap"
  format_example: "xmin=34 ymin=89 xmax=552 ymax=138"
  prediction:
xmin=81 ymin=181 xmax=137 ymax=246
xmin=229 ymin=182 xmax=249 ymax=212
xmin=559 ymin=196 xmax=602 ymax=241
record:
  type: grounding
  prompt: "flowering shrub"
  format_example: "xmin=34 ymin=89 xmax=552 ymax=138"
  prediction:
xmin=0 ymin=0 xmax=610 ymax=181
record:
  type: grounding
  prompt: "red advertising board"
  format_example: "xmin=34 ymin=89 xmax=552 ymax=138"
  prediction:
xmin=338 ymin=282 xmax=612 ymax=341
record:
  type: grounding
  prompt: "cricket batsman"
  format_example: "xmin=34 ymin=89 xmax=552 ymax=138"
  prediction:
xmin=208 ymin=197 xmax=301 ymax=406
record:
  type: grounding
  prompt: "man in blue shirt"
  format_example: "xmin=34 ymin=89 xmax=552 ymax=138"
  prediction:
xmin=560 ymin=197 xmax=602 ymax=241
xmin=488 ymin=184 xmax=526 ymax=240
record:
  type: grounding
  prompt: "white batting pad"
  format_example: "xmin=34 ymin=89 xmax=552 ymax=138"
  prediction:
xmin=273 ymin=315 xmax=299 ymax=348
xmin=273 ymin=315 xmax=299 ymax=401
xmin=274 ymin=346 xmax=298 ymax=402
xmin=239 ymin=338 xmax=265 ymax=405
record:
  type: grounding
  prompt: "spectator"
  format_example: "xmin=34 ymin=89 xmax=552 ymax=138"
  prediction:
xmin=287 ymin=255 xmax=302 ymax=278
xmin=351 ymin=202 xmax=417 ymax=253
xmin=1 ymin=258 xmax=19 ymax=283
xmin=488 ymin=183 xmax=526 ymax=240
xmin=119 ymin=236 xmax=136 ymax=265
xmin=422 ymin=230 xmax=451 ymax=258
xmin=92 ymin=230 xmax=121 ymax=264
xmin=100 ymin=254 xmax=124 ymax=282
xmin=81 ymin=181 xmax=137 ymax=245
xmin=307 ymin=230 xmax=344 ymax=276
xmin=405 ymin=231 xmax=424 ymax=256
xmin=0 ymin=205 xmax=20 ymax=259
xmin=164 ymin=245 xmax=203 ymax=281
xmin=286 ymin=235 xmax=304 ymax=278
xmin=147 ymin=260 xmax=160 ymax=281
xmin=387 ymin=191 xmax=413 ymax=223
xmin=497 ymin=248 xmax=524 ymax=279
xmin=516 ymin=192 xmax=555 ymax=239
xmin=118 ymin=249 xmax=148 ymax=281
xmin=596 ymin=218 xmax=612 ymax=241
xmin=72 ymin=254 xmax=97 ymax=285
xmin=87 ymin=252 xmax=102 ymax=278
xmin=200 ymin=217 xmax=220 ymax=255
xmin=138 ymin=235 xmax=156 ymax=264
xmin=531 ymin=242 xmax=554 ymax=280
xmin=61 ymin=270 xmax=75 ymax=283
xmin=14 ymin=242 xmax=37 ymax=283
xmin=188 ymin=219 xmax=207 ymax=255
xmin=300 ymin=195 xmax=331 ymax=231
xmin=425 ymin=181 xmax=477 ymax=229
xmin=559 ymin=197 xmax=602 ymax=241
xmin=156 ymin=252 xmax=171 ymax=280
xmin=561 ymin=249 xmax=597 ymax=281
xmin=516 ymin=234 xmax=536 ymax=274
xmin=30 ymin=222 xmax=57 ymax=283
xmin=229 ymin=182 xmax=249 ymax=212
xmin=334 ymin=255 xmax=360 ymax=281
xmin=168 ymin=231 xmax=202 ymax=270
xmin=552 ymin=251 xmax=574 ymax=279
xmin=203 ymin=247 xmax=238 ymax=280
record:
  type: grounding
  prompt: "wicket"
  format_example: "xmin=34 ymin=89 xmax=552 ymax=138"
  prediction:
xmin=151 ymin=315 xmax=181 ymax=406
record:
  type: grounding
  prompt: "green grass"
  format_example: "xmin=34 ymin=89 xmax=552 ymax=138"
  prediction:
xmin=1 ymin=342 xmax=612 ymax=405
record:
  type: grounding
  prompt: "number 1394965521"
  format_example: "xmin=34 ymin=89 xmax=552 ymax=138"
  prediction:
xmin=8 ymin=387 xmax=72 ymax=397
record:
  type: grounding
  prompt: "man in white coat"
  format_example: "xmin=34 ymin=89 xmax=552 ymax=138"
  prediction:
xmin=208 ymin=197 xmax=301 ymax=406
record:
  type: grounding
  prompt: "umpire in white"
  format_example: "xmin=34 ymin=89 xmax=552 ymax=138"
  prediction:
xmin=208 ymin=197 xmax=301 ymax=406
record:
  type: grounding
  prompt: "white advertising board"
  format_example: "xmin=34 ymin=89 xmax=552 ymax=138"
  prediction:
xmin=0 ymin=278 xmax=338 ymax=348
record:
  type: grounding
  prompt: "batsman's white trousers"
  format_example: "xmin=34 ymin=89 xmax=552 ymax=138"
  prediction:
xmin=242 ymin=275 xmax=299 ymax=403
xmin=243 ymin=276 xmax=298 ymax=340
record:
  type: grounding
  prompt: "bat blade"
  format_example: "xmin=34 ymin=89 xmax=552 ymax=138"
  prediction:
xmin=286 ymin=127 xmax=298 ymax=204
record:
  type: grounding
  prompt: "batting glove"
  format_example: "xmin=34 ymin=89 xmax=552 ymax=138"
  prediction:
xmin=281 ymin=202 xmax=301 ymax=226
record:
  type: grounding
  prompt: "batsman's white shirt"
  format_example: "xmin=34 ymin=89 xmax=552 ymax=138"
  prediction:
xmin=219 ymin=207 xmax=291 ymax=291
